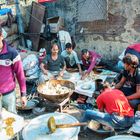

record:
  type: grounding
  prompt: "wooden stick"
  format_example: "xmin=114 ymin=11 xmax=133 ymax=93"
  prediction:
xmin=56 ymin=122 xmax=87 ymax=128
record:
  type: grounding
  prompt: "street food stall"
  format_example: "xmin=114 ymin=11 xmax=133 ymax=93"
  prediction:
xmin=37 ymin=79 xmax=75 ymax=112
xmin=35 ymin=69 xmax=117 ymax=112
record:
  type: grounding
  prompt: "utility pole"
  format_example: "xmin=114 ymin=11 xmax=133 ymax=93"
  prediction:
xmin=14 ymin=0 xmax=26 ymax=47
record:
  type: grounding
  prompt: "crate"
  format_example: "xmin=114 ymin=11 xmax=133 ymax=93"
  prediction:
xmin=47 ymin=16 xmax=64 ymax=33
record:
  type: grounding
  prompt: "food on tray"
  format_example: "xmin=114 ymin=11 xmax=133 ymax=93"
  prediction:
xmin=5 ymin=126 xmax=14 ymax=137
xmin=40 ymin=83 xmax=72 ymax=95
xmin=88 ymin=71 xmax=100 ymax=81
xmin=4 ymin=117 xmax=15 ymax=137
xmin=88 ymin=120 xmax=101 ymax=130
xmin=4 ymin=117 xmax=15 ymax=126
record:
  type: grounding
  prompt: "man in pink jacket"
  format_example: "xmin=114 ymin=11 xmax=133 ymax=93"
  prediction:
xmin=0 ymin=25 xmax=27 ymax=113
xmin=81 ymin=49 xmax=101 ymax=79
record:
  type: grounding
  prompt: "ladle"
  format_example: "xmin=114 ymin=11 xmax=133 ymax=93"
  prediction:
xmin=48 ymin=116 xmax=87 ymax=133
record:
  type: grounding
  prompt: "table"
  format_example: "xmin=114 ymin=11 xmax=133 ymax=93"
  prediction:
xmin=0 ymin=109 xmax=24 ymax=140
xmin=65 ymin=70 xmax=117 ymax=97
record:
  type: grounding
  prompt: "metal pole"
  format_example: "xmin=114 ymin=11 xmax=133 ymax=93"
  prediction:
xmin=14 ymin=0 xmax=26 ymax=47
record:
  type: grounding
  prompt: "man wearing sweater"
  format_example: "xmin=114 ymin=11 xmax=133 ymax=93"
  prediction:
xmin=0 ymin=25 xmax=27 ymax=113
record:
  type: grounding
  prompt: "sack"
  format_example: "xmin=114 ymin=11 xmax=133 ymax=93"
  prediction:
xmin=23 ymin=54 xmax=39 ymax=70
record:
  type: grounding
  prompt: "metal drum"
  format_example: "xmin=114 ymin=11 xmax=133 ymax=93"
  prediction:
xmin=22 ymin=112 xmax=80 ymax=140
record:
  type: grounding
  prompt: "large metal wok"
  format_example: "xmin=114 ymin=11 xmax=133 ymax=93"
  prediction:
xmin=37 ymin=80 xmax=75 ymax=103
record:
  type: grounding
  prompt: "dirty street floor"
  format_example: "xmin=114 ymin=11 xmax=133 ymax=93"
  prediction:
xmin=17 ymin=105 xmax=116 ymax=140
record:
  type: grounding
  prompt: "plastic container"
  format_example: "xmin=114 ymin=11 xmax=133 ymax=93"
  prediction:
xmin=95 ymin=79 xmax=103 ymax=91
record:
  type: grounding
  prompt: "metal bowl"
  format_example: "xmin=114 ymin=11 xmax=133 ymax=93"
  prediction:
xmin=16 ymin=100 xmax=37 ymax=110
xmin=37 ymin=80 xmax=75 ymax=103
xmin=81 ymin=84 xmax=92 ymax=90
xmin=87 ymin=120 xmax=114 ymax=134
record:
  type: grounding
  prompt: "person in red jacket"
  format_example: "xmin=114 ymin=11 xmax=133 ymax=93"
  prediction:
xmin=82 ymin=82 xmax=134 ymax=129
xmin=0 ymin=25 xmax=27 ymax=113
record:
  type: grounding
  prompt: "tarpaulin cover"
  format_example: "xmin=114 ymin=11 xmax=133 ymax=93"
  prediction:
xmin=38 ymin=0 xmax=56 ymax=3
xmin=0 ymin=8 xmax=12 ymax=15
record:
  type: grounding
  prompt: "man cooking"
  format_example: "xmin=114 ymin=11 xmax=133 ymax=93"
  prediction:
xmin=40 ymin=42 xmax=66 ymax=83
xmin=81 ymin=49 xmax=101 ymax=80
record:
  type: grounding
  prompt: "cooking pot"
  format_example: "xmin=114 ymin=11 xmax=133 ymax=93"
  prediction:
xmin=37 ymin=80 xmax=75 ymax=103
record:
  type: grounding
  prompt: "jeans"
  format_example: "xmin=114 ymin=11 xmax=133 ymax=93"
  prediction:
xmin=1 ymin=90 xmax=16 ymax=114
xmin=129 ymin=99 xmax=140 ymax=109
xmin=120 ymin=87 xmax=140 ymax=109
xmin=81 ymin=109 xmax=134 ymax=129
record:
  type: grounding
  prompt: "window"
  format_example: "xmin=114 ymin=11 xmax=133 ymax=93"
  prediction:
xmin=77 ymin=0 xmax=108 ymax=22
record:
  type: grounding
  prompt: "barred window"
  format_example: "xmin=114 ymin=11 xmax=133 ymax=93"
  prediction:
xmin=77 ymin=0 xmax=108 ymax=22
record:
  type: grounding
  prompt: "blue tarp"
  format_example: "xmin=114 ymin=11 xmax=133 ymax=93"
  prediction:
xmin=0 ymin=8 xmax=12 ymax=15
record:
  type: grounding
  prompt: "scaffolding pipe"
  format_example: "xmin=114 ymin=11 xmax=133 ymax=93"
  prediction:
xmin=14 ymin=0 xmax=26 ymax=47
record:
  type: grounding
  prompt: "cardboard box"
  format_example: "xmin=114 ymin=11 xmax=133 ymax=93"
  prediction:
xmin=47 ymin=16 xmax=64 ymax=33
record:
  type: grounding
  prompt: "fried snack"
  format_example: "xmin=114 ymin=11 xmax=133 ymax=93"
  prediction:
xmin=4 ymin=117 xmax=15 ymax=126
xmin=5 ymin=126 xmax=14 ymax=137
xmin=41 ymin=83 xmax=71 ymax=95
xmin=88 ymin=120 xmax=101 ymax=130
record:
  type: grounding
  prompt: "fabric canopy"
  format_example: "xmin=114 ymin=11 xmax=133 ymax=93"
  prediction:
xmin=38 ymin=0 xmax=56 ymax=3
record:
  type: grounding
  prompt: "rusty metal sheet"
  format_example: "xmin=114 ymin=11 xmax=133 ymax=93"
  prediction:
xmin=28 ymin=2 xmax=46 ymax=51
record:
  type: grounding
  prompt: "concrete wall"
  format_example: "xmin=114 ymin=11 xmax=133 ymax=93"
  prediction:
xmin=45 ymin=0 xmax=140 ymax=60
xmin=3 ymin=0 xmax=140 ymax=60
